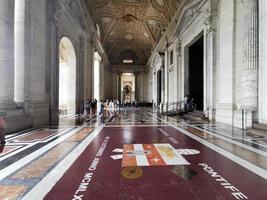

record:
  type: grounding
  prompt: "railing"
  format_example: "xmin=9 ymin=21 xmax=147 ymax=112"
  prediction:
xmin=158 ymin=101 xmax=210 ymax=121
xmin=158 ymin=101 xmax=185 ymax=116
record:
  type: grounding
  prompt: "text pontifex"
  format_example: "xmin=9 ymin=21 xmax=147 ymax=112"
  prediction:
xmin=199 ymin=163 xmax=248 ymax=199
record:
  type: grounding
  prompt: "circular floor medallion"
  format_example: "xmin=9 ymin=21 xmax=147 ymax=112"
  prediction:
xmin=121 ymin=167 xmax=143 ymax=179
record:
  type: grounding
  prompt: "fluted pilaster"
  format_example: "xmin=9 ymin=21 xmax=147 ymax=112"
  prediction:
xmin=0 ymin=0 xmax=16 ymax=110
xmin=241 ymin=0 xmax=258 ymax=110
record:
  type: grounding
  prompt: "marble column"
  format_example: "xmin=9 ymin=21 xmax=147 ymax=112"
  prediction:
xmin=161 ymin=68 xmax=165 ymax=104
xmin=117 ymin=73 xmax=122 ymax=103
xmin=14 ymin=0 xmax=26 ymax=104
xmin=241 ymin=0 xmax=258 ymax=110
xmin=49 ymin=16 xmax=60 ymax=125
xmin=139 ymin=72 xmax=144 ymax=102
xmin=99 ymin=60 xmax=105 ymax=101
xmin=175 ymin=40 xmax=182 ymax=101
xmin=0 ymin=1 xmax=16 ymax=110
xmin=204 ymin=15 xmax=216 ymax=120
xmin=134 ymin=72 xmax=139 ymax=101
xmin=164 ymin=50 xmax=169 ymax=112
xmin=152 ymin=69 xmax=157 ymax=105
xmin=259 ymin=0 xmax=267 ymax=123
xmin=83 ymin=35 xmax=92 ymax=100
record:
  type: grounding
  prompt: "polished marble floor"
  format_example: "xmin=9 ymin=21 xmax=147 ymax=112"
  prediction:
xmin=0 ymin=108 xmax=267 ymax=200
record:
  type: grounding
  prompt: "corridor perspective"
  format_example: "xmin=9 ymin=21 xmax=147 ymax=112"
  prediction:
xmin=1 ymin=0 xmax=267 ymax=199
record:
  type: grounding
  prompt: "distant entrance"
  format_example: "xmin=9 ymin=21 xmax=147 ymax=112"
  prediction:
xmin=122 ymin=84 xmax=132 ymax=103
xmin=157 ymin=70 xmax=162 ymax=105
xmin=188 ymin=36 xmax=204 ymax=110
xmin=121 ymin=73 xmax=135 ymax=103
xmin=58 ymin=37 xmax=76 ymax=117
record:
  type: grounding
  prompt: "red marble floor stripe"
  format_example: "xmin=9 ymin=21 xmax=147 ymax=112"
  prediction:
xmin=44 ymin=126 xmax=267 ymax=200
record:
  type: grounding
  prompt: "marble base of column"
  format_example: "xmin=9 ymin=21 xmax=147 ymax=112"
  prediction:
xmin=0 ymin=102 xmax=17 ymax=110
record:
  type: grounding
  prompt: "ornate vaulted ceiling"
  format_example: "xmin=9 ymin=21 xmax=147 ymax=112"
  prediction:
xmin=85 ymin=0 xmax=182 ymax=65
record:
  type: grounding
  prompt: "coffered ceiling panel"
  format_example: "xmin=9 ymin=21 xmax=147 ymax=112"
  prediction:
xmin=85 ymin=0 xmax=182 ymax=65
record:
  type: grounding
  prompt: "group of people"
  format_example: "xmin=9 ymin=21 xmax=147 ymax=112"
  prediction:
xmin=82 ymin=99 xmax=98 ymax=118
xmin=80 ymin=99 xmax=120 ymax=119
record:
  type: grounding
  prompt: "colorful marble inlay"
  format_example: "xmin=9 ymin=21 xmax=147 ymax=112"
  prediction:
xmin=14 ymin=129 xmax=58 ymax=142
xmin=43 ymin=126 xmax=267 ymax=200
xmin=12 ymin=142 xmax=77 ymax=179
xmin=0 ymin=146 xmax=22 ymax=157
xmin=0 ymin=185 xmax=27 ymax=200
xmin=1 ymin=109 xmax=267 ymax=200
xmin=122 ymin=144 xmax=190 ymax=167
xmin=11 ymin=128 xmax=93 ymax=179
xmin=67 ymin=127 xmax=93 ymax=142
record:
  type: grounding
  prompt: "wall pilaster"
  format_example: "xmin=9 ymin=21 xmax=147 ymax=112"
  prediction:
xmin=0 ymin=0 xmax=16 ymax=110
xmin=241 ymin=0 xmax=258 ymax=111
xmin=259 ymin=0 xmax=267 ymax=123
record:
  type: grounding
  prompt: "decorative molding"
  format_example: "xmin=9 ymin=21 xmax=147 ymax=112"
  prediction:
xmin=151 ymin=52 xmax=163 ymax=72
xmin=204 ymin=15 xmax=213 ymax=33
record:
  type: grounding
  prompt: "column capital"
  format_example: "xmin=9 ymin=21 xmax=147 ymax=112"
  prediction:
xmin=204 ymin=16 xmax=214 ymax=34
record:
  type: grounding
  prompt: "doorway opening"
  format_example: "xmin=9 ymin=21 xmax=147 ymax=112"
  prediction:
xmin=157 ymin=70 xmax=162 ymax=105
xmin=121 ymin=73 xmax=135 ymax=104
xmin=188 ymin=35 xmax=204 ymax=111
xmin=58 ymin=37 xmax=76 ymax=118
xmin=122 ymin=84 xmax=133 ymax=103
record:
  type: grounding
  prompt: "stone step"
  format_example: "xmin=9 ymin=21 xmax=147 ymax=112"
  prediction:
xmin=252 ymin=123 xmax=267 ymax=132
xmin=183 ymin=113 xmax=204 ymax=121
xmin=188 ymin=111 xmax=204 ymax=117
xmin=247 ymin=128 xmax=267 ymax=137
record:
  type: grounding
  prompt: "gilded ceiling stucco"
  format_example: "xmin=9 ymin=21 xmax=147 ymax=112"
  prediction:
xmin=85 ymin=0 xmax=182 ymax=65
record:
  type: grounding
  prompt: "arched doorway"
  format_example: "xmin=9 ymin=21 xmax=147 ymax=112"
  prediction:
xmin=58 ymin=37 xmax=76 ymax=118
xmin=121 ymin=73 xmax=135 ymax=103
xmin=122 ymin=83 xmax=132 ymax=103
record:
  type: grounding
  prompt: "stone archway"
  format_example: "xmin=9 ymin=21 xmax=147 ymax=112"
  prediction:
xmin=58 ymin=37 xmax=77 ymax=117
xmin=122 ymin=82 xmax=133 ymax=103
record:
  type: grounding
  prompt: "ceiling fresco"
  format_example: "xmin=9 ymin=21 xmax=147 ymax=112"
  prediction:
xmin=85 ymin=0 xmax=182 ymax=65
